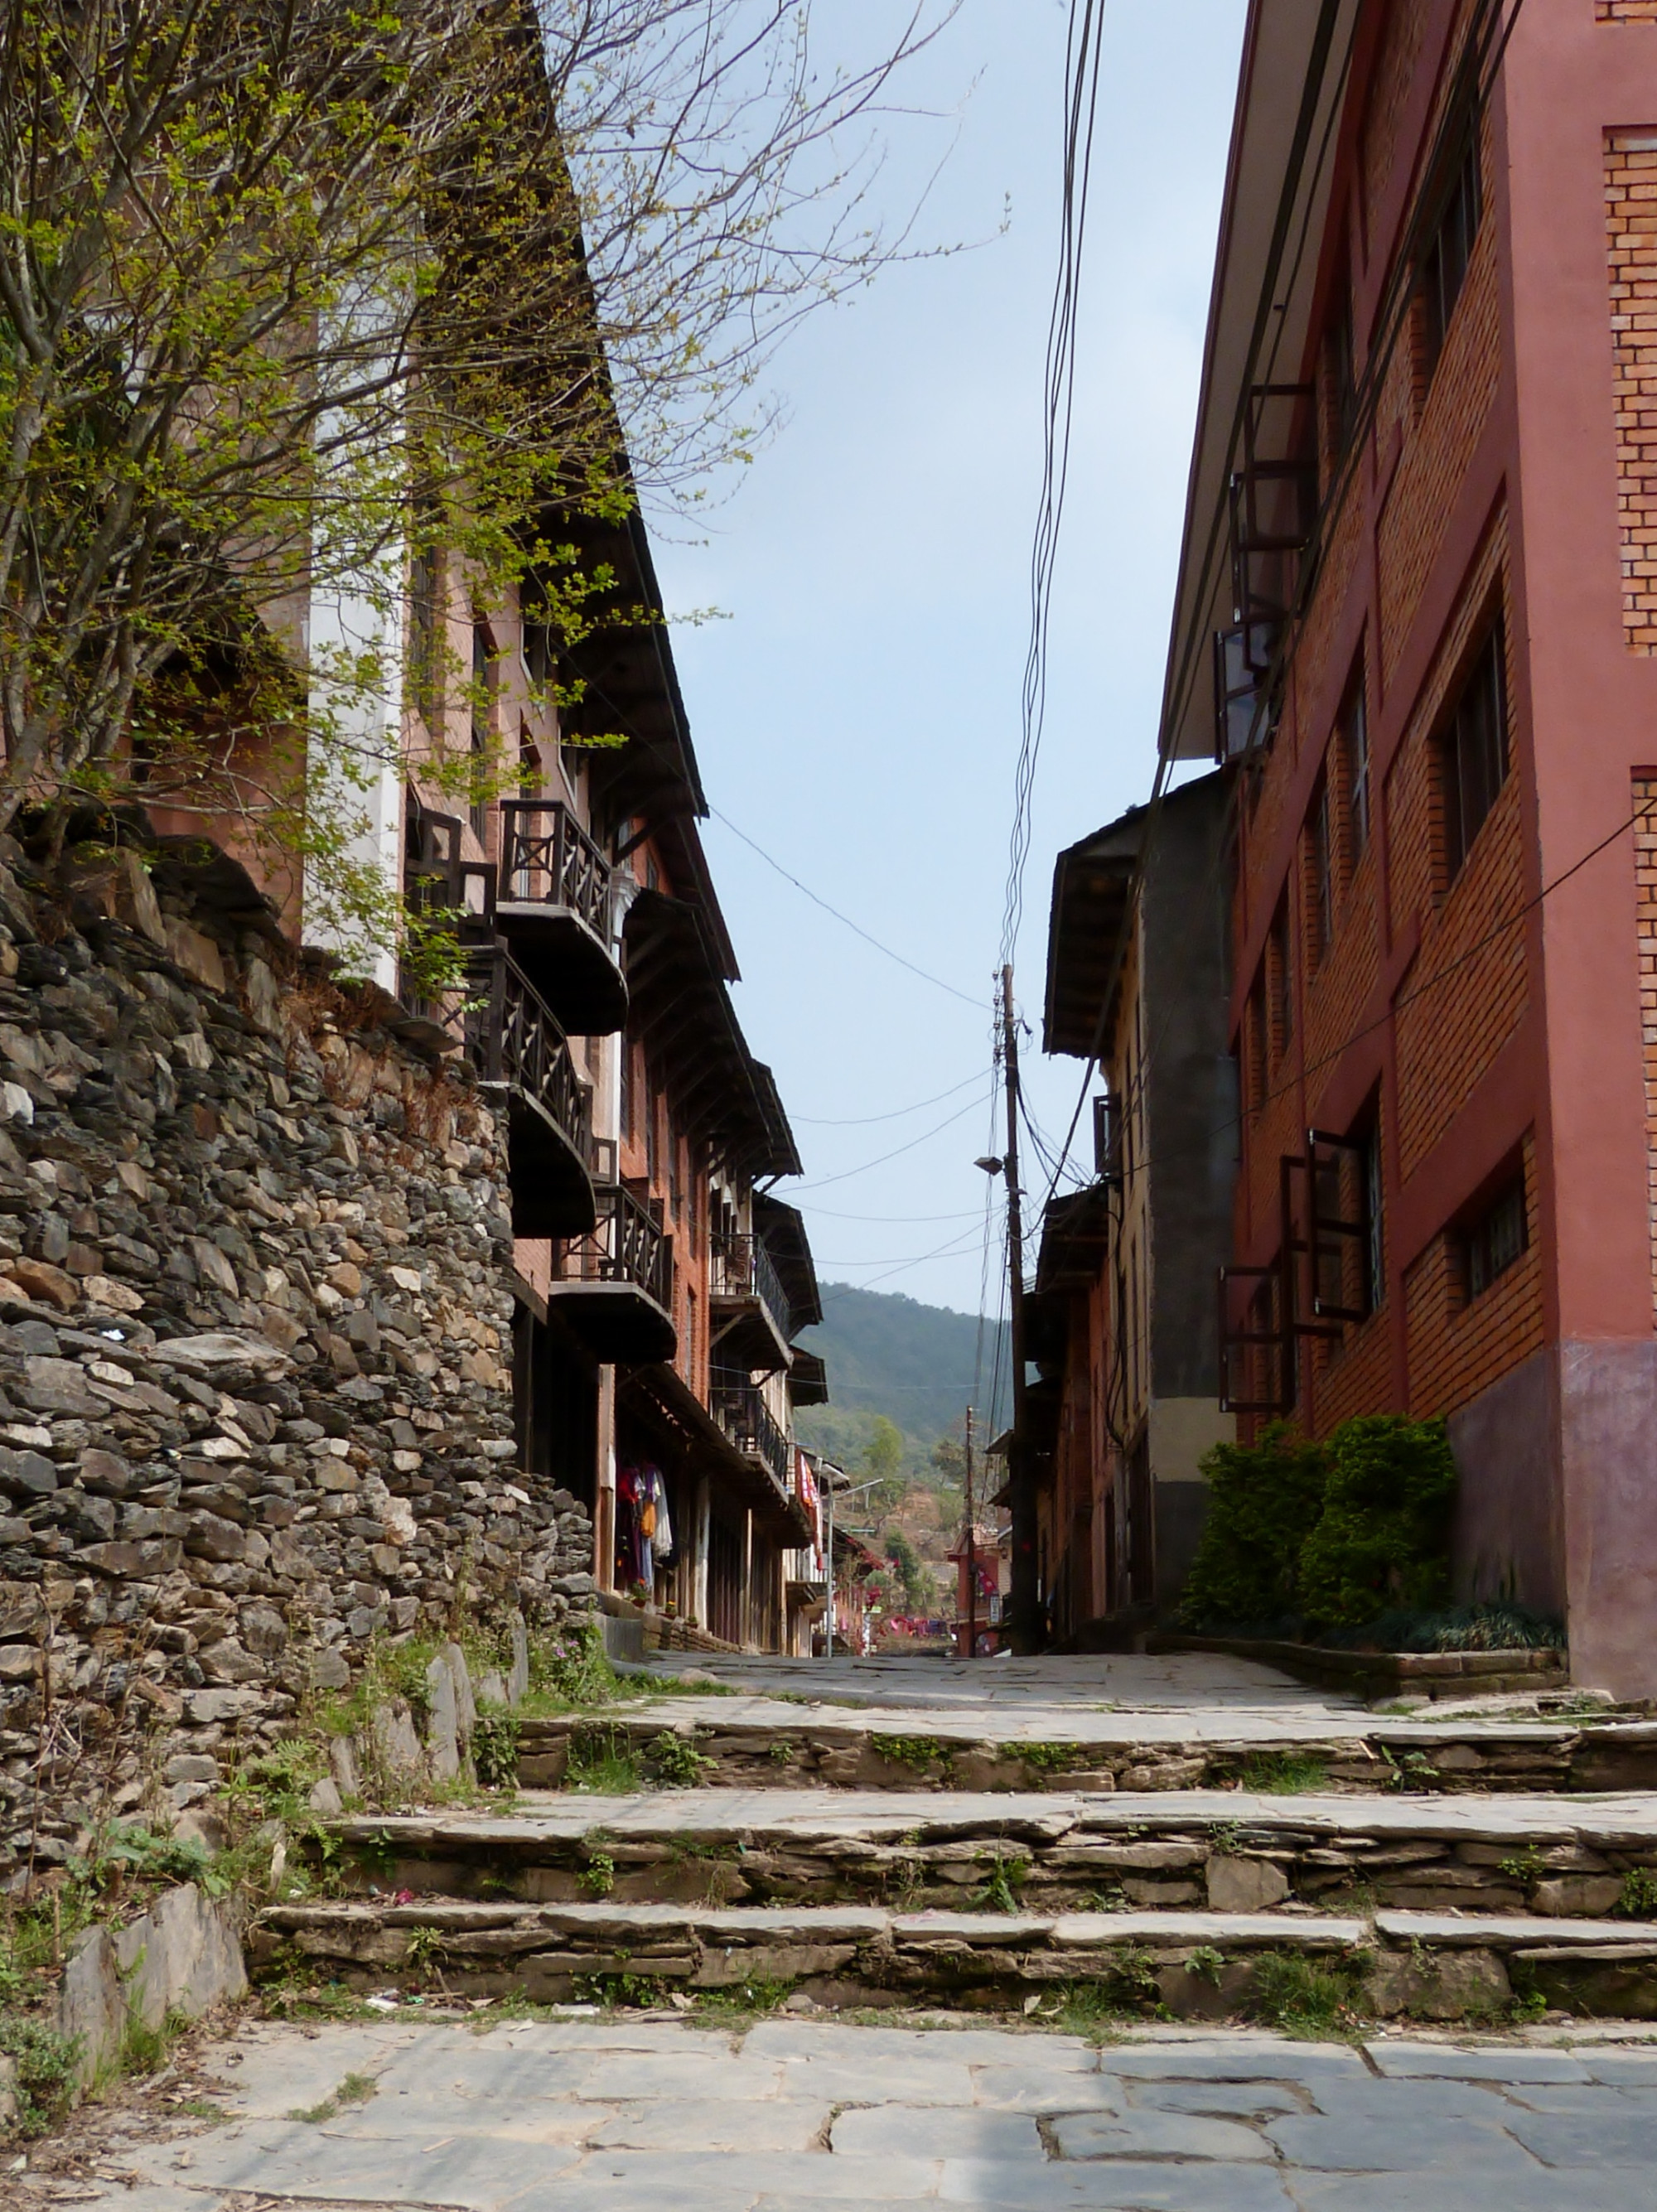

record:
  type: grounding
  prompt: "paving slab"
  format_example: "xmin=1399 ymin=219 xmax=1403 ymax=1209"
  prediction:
xmin=830 ymin=2103 xmax=1045 ymax=2158
xmin=1129 ymin=2080 xmax=1307 ymax=2118
xmin=1499 ymin=2105 xmax=1657 ymax=2163
xmin=1050 ymin=2108 xmax=1273 ymax=2161
xmin=338 ymin=1785 xmax=1657 ymax=1845
xmin=1097 ymin=2042 xmax=1370 ymax=2080
xmin=642 ymin=1652 xmax=1344 ymax=1712
xmin=1286 ymin=2181 xmax=1637 ymax=2212
xmin=1363 ymin=2040 xmax=1593 ymax=2080
xmin=53 ymin=2007 xmax=1657 ymax=2212
xmin=583 ymin=2097 xmax=831 ymax=2150
xmin=934 ymin=2161 xmax=1300 ymax=2210
xmin=1266 ymin=2109 xmax=1540 ymax=2171
xmin=1377 ymin=1908 xmax=1657 ymax=1949
xmin=970 ymin=2063 xmax=1123 ymax=2110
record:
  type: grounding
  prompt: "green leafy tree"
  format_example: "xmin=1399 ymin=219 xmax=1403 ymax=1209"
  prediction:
xmin=1179 ymin=1424 xmax=1331 ymax=1630
xmin=1297 ymin=1415 xmax=1458 ymax=1630
xmin=0 ymin=0 xmax=959 ymax=954
xmin=862 ymin=1413 xmax=906 ymax=1510
xmin=884 ymin=1527 xmax=928 ymax=1611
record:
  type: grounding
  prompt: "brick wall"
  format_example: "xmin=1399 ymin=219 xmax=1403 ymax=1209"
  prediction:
xmin=1377 ymin=128 xmax=1502 ymax=686
xmin=1606 ymin=129 xmax=1657 ymax=649
xmin=1312 ymin=1301 xmax=1393 ymax=1430
xmin=1389 ymin=529 xmax=1527 ymax=1179
xmin=1404 ymin=1132 xmax=1544 ymax=1415
xmin=1633 ymin=771 xmax=1657 ymax=1314
xmin=1361 ymin=0 xmax=1432 ymax=229
xmin=1600 ymin=4 xmax=1657 ymax=22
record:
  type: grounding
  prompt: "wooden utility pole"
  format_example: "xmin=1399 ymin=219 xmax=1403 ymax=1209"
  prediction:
xmin=1002 ymin=964 xmax=1038 ymax=1652
xmin=963 ymin=1404 xmax=977 ymax=1661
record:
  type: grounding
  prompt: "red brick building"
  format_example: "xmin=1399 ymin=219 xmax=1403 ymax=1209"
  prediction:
xmin=1169 ymin=0 xmax=1657 ymax=1694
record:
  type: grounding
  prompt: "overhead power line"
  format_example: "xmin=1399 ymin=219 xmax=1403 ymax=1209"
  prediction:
xmin=999 ymin=0 xmax=1107 ymax=973
xmin=712 ymin=806 xmax=982 ymax=1008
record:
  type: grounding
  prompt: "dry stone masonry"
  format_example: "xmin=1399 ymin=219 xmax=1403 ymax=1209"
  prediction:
xmin=0 ymin=834 xmax=595 ymax=1886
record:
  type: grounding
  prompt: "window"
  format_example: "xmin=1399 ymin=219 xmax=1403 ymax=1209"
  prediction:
xmin=522 ymin=611 xmax=554 ymax=688
xmin=1310 ymin=1114 xmax=1384 ymax=1325
xmin=1364 ymin=1125 xmax=1385 ymax=1314
xmin=1464 ymin=1176 xmax=1528 ymax=1300
xmin=470 ymin=621 xmax=493 ymax=842
xmin=1420 ymin=123 xmax=1482 ymax=383
xmin=1442 ymin=623 xmax=1508 ymax=881
xmin=1271 ymin=901 xmax=1293 ymax=1062
xmin=1248 ymin=974 xmax=1268 ymax=1113
xmin=1341 ymin=662 xmax=1370 ymax=862
xmin=1309 ymin=775 xmax=1334 ymax=964
xmin=620 ymin=1041 xmax=635 ymax=1146
xmin=1324 ymin=274 xmax=1356 ymax=461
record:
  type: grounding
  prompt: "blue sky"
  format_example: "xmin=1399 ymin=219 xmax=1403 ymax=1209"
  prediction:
xmin=649 ymin=0 xmax=1249 ymax=1316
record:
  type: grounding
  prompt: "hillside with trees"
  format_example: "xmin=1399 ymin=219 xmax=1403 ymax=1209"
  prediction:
xmin=795 ymin=1285 xmax=1011 ymax=1613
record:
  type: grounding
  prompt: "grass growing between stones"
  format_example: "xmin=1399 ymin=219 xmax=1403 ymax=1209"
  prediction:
xmin=563 ymin=1725 xmax=643 ymax=1795
xmin=1244 ymin=1950 xmax=1370 ymax=2041
xmin=972 ymin=1853 xmax=1031 ymax=1914
xmin=647 ymin=1731 xmax=712 ymax=1787
xmin=1616 ymin=1867 xmax=1657 ymax=1919
xmin=1236 ymin=1752 xmax=1329 ymax=1795
xmin=690 ymin=1978 xmax=795 ymax=2026
xmin=289 ymin=2071 xmax=379 ymax=2123
xmin=870 ymin=1736 xmax=952 ymax=1777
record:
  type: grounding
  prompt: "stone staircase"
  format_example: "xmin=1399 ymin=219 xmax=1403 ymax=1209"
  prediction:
xmin=251 ymin=1658 xmax=1657 ymax=2028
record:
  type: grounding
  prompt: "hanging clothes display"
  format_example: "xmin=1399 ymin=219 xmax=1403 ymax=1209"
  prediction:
xmin=615 ymin=1464 xmax=674 ymax=1593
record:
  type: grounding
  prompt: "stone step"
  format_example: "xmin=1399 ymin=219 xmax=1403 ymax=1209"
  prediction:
xmin=251 ymin=1892 xmax=1657 ymax=2024
xmin=320 ymin=1786 xmax=1657 ymax=1920
xmin=508 ymin=1702 xmax=1657 ymax=1795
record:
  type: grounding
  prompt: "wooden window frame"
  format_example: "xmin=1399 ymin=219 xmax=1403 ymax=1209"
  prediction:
xmin=1419 ymin=116 xmax=1483 ymax=386
xmin=1440 ymin=620 xmax=1509 ymax=884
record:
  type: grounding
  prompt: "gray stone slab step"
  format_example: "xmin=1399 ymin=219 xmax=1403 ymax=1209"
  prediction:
xmin=250 ymin=1895 xmax=1657 ymax=2023
xmin=323 ymin=1785 xmax=1657 ymax=1921
xmin=514 ymin=1702 xmax=1657 ymax=1795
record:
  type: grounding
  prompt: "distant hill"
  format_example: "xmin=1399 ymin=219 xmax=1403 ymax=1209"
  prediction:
xmin=793 ymin=1284 xmax=1010 ymax=1479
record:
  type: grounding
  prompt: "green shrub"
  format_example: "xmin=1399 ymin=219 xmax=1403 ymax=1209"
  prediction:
xmin=1297 ymin=1416 xmax=1457 ymax=1630
xmin=1180 ymin=1424 xmax=1330 ymax=1630
xmin=0 ymin=2017 xmax=81 ymax=2137
xmin=472 ymin=1709 xmax=520 ymax=1789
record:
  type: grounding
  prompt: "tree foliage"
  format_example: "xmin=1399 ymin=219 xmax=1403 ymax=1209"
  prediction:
xmin=1179 ymin=1415 xmax=1461 ymax=1638
xmin=883 ymin=1525 xmax=927 ymax=1610
xmin=1179 ymin=1423 xmax=1330 ymax=1632
xmin=1296 ymin=1414 xmax=1457 ymax=1630
xmin=0 ymin=0 xmax=959 ymax=948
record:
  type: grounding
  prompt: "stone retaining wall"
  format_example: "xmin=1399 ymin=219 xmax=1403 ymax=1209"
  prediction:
xmin=250 ymin=1896 xmax=1657 ymax=2022
xmin=0 ymin=836 xmax=595 ymax=1886
xmin=506 ymin=1714 xmax=1657 ymax=1795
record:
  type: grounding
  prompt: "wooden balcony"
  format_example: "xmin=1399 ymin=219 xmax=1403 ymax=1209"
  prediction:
xmin=494 ymin=800 xmax=626 ymax=1036
xmin=452 ymin=944 xmax=595 ymax=1239
xmin=710 ymin=1368 xmax=811 ymax=1543
xmin=709 ymin=1229 xmax=791 ymax=1374
xmin=546 ymin=1175 xmax=676 ymax=1364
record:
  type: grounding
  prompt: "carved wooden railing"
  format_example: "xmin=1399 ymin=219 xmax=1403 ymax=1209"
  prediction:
xmin=556 ymin=1183 xmax=672 ymax=1309
xmin=709 ymin=1229 xmax=790 ymax=1341
xmin=710 ymin=1368 xmax=792 ymax=1493
xmin=498 ymin=799 xmax=611 ymax=941
xmin=455 ymin=944 xmax=591 ymax=1165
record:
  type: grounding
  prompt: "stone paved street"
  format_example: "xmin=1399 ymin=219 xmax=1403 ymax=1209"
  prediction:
xmin=50 ymin=2011 xmax=1657 ymax=2211
xmin=640 ymin=1652 xmax=1355 ymax=1721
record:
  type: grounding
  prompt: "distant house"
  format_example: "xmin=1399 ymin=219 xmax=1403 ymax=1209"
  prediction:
xmin=948 ymin=1521 xmax=1010 ymax=1654
xmin=1032 ymin=771 xmax=1235 ymax=1640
